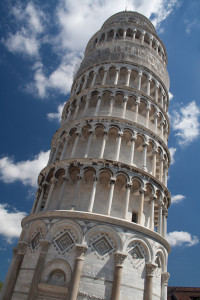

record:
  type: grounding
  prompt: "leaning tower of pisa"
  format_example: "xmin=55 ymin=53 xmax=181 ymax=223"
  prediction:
xmin=1 ymin=11 xmax=171 ymax=300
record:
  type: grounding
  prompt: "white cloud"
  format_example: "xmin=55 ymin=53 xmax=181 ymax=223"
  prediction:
xmin=171 ymin=194 xmax=185 ymax=204
xmin=0 ymin=204 xmax=27 ymax=242
xmin=169 ymin=91 xmax=174 ymax=101
xmin=171 ymin=101 xmax=200 ymax=146
xmin=167 ymin=231 xmax=199 ymax=247
xmin=3 ymin=33 xmax=39 ymax=56
xmin=2 ymin=3 xmax=45 ymax=56
xmin=31 ymin=53 xmax=82 ymax=98
xmin=0 ymin=150 xmax=50 ymax=187
xmin=169 ymin=147 xmax=176 ymax=164
xmin=47 ymin=103 xmax=65 ymax=122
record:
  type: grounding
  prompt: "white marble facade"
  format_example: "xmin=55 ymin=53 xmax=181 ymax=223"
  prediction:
xmin=1 ymin=11 xmax=171 ymax=300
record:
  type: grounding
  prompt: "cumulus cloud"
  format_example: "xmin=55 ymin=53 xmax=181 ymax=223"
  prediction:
xmin=167 ymin=231 xmax=199 ymax=247
xmin=169 ymin=147 xmax=176 ymax=164
xmin=171 ymin=101 xmax=200 ymax=146
xmin=31 ymin=53 xmax=82 ymax=98
xmin=171 ymin=194 xmax=185 ymax=204
xmin=47 ymin=103 xmax=65 ymax=122
xmin=2 ymin=2 xmax=45 ymax=56
xmin=0 ymin=150 xmax=50 ymax=187
xmin=0 ymin=204 xmax=27 ymax=242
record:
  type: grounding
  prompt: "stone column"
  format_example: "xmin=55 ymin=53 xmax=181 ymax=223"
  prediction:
xmin=107 ymin=179 xmax=115 ymax=215
xmin=122 ymin=95 xmax=128 ymax=118
xmin=160 ymin=120 xmax=164 ymax=140
xmin=84 ymin=130 xmax=93 ymax=158
xmin=124 ymin=184 xmax=131 ymax=219
xmin=82 ymin=73 xmax=89 ymax=90
xmin=109 ymin=95 xmax=115 ymax=116
xmin=115 ymin=132 xmax=123 ymax=161
xmin=44 ymin=177 xmax=57 ymax=210
xmin=52 ymin=140 xmax=62 ymax=163
xmin=154 ymin=113 xmax=158 ymax=134
xmin=111 ymin=252 xmax=127 ymax=300
xmin=91 ymin=71 xmax=97 ymax=87
xmin=144 ymin=263 xmax=157 ymax=300
xmin=27 ymin=239 xmax=51 ymax=300
xmin=159 ymin=156 xmax=164 ymax=182
xmin=48 ymin=146 xmax=55 ymax=164
xmin=114 ymin=68 xmax=120 ymax=85
xmin=35 ymin=183 xmax=46 ymax=212
xmin=1 ymin=241 xmax=28 ymax=300
xmin=155 ymin=82 xmax=159 ymax=102
xmin=138 ymin=71 xmax=142 ymax=90
xmin=129 ymin=137 xmax=136 ymax=165
xmin=67 ymin=244 xmax=88 ymax=300
xmin=162 ymin=210 xmax=168 ymax=238
xmin=102 ymin=69 xmax=108 ymax=85
xmin=135 ymin=97 xmax=140 ymax=122
xmin=150 ymin=197 xmax=155 ymax=230
xmin=138 ymin=189 xmax=145 ymax=225
xmin=133 ymin=29 xmax=136 ymax=40
xmin=125 ymin=69 xmax=131 ymax=86
xmin=73 ymin=101 xmax=80 ymax=120
xmin=163 ymin=163 xmax=168 ymax=186
xmin=95 ymin=95 xmax=102 ymax=116
xmin=147 ymin=76 xmax=151 ymax=96
xmin=142 ymin=142 xmax=148 ymax=171
xmin=66 ymin=108 xmax=72 ymax=123
xmin=141 ymin=31 xmax=145 ymax=44
xmin=71 ymin=132 xmax=80 ymax=158
xmin=123 ymin=29 xmax=127 ymax=38
xmin=152 ymin=150 xmax=157 ymax=177
xmin=57 ymin=176 xmax=68 ymax=209
xmin=160 ymin=90 xmax=164 ymax=107
xmin=99 ymin=131 xmax=107 ymax=158
xmin=82 ymin=96 xmax=90 ymax=117
xmin=145 ymin=104 xmax=151 ymax=128
xmin=158 ymin=200 xmax=163 ymax=235
xmin=88 ymin=177 xmax=98 ymax=212
xmin=161 ymin=272 xmax=170 ymax=300
xmin=60 ymin=136 xmax=69 ymax=160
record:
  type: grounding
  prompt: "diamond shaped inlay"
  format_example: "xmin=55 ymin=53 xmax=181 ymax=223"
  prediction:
xmin=55 ymin=231 xmax=74 ymax=253
xmin=30 ymin=231 xmax=42 ymax=251
xmin=129 ymin=245 xmax=144 ymax=260
xmin=92 ymin=236 xmax=113 ymax=256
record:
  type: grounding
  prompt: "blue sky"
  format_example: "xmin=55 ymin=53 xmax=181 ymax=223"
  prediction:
xmin=0 ymin=0 xmax=200 ymax=287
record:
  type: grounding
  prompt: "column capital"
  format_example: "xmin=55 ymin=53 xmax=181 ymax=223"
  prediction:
xmin=161 ymin=272 xmax=170 ymax=284
xmin=146 ymin=263 xmax=157 ymax=276
xmin=114 ymin=252 xmax=127 ymax=266
xmin=123 ymin=95 xmax=129 ymax=102
xmin=18 ymin=241 xmax=28 ymax=255
xmin=139 ymin=188 xmax=146 ymax=195
xmin=40 ymin=239 xmax=51 ymax=253
xmin=50 ymin=177 xmax=58 ymax=184
xmin=125 ymin=183 xmax=132 ymax=189
xmin=75 ymin=244 xmax=88 ymax=260
xmin=138 ymin=70 xmax=143 ymax=77
xmin=127 ymin=68 xmax=132 ymax=74
xmin=110 ymin=178 xmax=116 ymax=184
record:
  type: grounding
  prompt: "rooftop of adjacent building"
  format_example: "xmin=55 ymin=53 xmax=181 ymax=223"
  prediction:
xmin=168 ymin=287 xmax=200 ymax=300
xmin=101 ymin=11 xmax=156 ymax=34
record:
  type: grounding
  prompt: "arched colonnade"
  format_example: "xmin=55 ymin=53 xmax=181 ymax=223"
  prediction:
xmin=86 ymin=26 xmax=167 ymax=64
xmin=72 ymin=64 xmax=169 ymax=113
xmin=32 ymin=164 xmax=169 ymax=237
xmin=49 ymin=123 xmax=169 ymax=184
